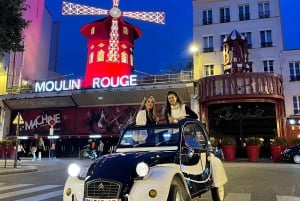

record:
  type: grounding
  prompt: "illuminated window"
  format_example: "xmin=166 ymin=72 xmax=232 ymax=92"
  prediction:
xmin=220 ymin=7 xmax=230 ymax=23
xmin=203 ymin=36 xmax=214 ymax=52
xmin=258 ymin=2 xmax=270 ymax=19
xmin=91 ymin=27 xmax=95 ymax=35
xmin=204 ymin=64 xmax=214 ymax=76
xmin=121 ymin=51 xmax=128 ymax=63
xmin=263 ymin=60 xmax=274 ymax=72
xmin=293 ymin=96 xmax=300 ymax=115
xmin=260 ymin=30 xmax=272 ymax=47
xmin=123 ymin=27 xmax=128 ymax=35
xmin=202 ymin=9 xmax=212 ymax=25
xmin=97 ymin=50 xmax=104 ymax=62
xmin=89 ymin=52 xmax=94 ymax=64
xmin=130 ymin=54 xmax=133 ymax=66
xmin=239 ymin=4 xmax=250 ymax=21
xmin=289 ymin=62 xmax=300 ymax=81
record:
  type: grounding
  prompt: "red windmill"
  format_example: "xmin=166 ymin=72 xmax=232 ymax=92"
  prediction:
xmin=62 ymin=0 xmax=165 ymax=87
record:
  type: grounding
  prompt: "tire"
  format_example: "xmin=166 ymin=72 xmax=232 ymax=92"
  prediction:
xmin=211 ymin=185 xmax=225 ymax=201
xmin=167 ymin=178 xmax=190 ymax=201
xmin=293 ymin=154 xmax=300 ymax=164
xmin=167 ymin=185 xmax=181 ymax=201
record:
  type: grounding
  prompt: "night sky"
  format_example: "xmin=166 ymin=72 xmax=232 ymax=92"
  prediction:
xmin=45 ymin=0 xmax=300 ymax=79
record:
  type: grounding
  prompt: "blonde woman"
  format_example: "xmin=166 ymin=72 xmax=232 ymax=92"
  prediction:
xmin=135 ymin=96 xmax=159 ymax=125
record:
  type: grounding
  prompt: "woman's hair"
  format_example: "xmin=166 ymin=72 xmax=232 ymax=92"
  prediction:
xmin=139 ymin=96 xmax=156 ymax=117
xmin=164 ymin=91 xmax=184 ymax=120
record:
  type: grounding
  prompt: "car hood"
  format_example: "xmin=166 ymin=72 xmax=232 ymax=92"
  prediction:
xmin=86 ymin=151 xmax=177 ymax=184
xmin=284 ymin=144 xmax=300 ymax=153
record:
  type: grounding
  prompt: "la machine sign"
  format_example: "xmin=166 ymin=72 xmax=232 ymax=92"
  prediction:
xmin=34 ymin=75 xmax=138 ymax=93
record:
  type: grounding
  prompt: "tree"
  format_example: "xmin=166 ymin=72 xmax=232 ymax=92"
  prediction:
xmin=0 ymin=0 xmax=30 ymax=56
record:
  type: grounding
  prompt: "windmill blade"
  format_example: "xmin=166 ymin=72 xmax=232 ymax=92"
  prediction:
xmin=123 ymin=11 xmax=165 ymax=24
xmin=62 ymin=1 xmax=108 ymax=15
xmin=112 ymin=0 xmax=119 ymax=8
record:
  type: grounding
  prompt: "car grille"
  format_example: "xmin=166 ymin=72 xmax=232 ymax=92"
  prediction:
xmin=86 ymin=179 xmax=122 ymax=198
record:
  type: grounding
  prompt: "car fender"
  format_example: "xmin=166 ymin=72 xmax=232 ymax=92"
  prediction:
xmin=128 ymin=164 xmax=190 ymax=201
xmin=63 ymin=176 xmax=84 ymax=201
xmin=210 ymin=153 xmax=228 ymax=187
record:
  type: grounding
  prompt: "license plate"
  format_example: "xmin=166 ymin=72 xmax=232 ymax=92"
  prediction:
xmin=85 ymin=199 xmax=120 ymax=201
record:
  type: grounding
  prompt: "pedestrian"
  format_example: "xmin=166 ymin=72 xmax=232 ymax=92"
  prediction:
xmin=164 ymin=91 xmax=198 ymax=123
xmin=98 ymin=140 xmax=104 ymax=156
xmin=50 ymin=141 xmax=56 ymax=159
xmin=135 ymin=95 xmax=159 ymax=125
xmin=37 ymin=137 xmax=45 ymax=160
xmin=17 ymin=142 xmax=26 ymax=164
xmin=30 ymin=133 xmax=39 ymax=161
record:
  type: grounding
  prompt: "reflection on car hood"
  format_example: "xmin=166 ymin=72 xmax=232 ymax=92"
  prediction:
xmin=283 ymin=144 xmax=300 ymax=154
xmin=86 ymin=151 xmax=177 ymax=184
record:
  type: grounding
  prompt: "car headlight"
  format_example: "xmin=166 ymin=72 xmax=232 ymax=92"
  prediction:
xmin=136 ymin=162 xmax=149 ymax=177
xmin=68 ymin=163 xmax=81 ymax=177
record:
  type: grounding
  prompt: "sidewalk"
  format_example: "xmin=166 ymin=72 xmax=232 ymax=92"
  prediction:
xmin=0 ymin=158 xmax=39 ymax=175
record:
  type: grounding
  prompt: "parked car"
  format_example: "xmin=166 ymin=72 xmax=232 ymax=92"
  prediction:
xmin=281 ymin=144 xmax=300 ymax=164
xmin=63 ymin=118 xmax=228 ymax=201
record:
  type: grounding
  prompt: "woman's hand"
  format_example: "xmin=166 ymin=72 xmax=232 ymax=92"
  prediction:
xmin=169 ymin=116 xmax=185 ymax=123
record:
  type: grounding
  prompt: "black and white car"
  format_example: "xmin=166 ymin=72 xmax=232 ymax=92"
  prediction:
xmin=281 ymin=143 xmax=300 ymax=164
xmin=63 ymin=118 xmax=227 ymax=201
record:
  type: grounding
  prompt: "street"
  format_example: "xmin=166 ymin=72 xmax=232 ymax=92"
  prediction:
xmin=0 ymin=158 xmax=299 ymax=201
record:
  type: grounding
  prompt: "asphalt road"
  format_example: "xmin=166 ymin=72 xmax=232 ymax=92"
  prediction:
xmin=0 ymin=158 xmax=299 ymax=201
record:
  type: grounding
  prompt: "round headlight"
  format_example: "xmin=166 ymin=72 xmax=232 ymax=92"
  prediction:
xmin=68 ymin=163 xmax=81 ymax=177
xmin=136 ymin=162 xmax=149 ymax=177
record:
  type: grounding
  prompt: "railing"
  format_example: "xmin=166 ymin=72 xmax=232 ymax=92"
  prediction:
xmin=198 ymin=72 xmax=284 ymax=102
xmin=4 ymin=71 xmax=194 ymax=94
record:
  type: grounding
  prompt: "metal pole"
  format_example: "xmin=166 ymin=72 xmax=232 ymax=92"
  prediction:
xmin=14 ymin=113 xmax=20 ymax=168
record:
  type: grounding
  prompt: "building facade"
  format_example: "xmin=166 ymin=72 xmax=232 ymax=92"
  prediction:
xmin=192 ymin=0 xmax=300 ymax=147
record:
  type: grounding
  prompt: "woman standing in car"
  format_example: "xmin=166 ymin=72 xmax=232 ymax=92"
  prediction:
xmin=164 ymin=91 xmax=198 ymax=123
xmin=135 ymin=96 xmax=159 ymax=125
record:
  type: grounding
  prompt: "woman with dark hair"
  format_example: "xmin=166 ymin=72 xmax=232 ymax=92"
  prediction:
xmin=135 ymin=96 xmax=159 ymax=125
xmin=164 ymin=91 xmax=198 ymax=123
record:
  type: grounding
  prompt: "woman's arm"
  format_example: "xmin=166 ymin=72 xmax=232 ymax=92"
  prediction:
xmin=136 ymin=110 xmax=147 ymax=125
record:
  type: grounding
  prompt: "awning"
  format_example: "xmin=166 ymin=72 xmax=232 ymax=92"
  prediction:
xmin=1 ymin=82 xmax=195 ymax=109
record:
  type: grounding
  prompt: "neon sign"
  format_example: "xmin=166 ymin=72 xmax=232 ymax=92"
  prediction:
xmin=34 ymin=75 xmax=137 ymax=92
xmin=24 ymin=113 xmax=61 ymax=131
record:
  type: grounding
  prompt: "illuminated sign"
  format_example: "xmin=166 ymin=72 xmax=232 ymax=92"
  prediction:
xmin=34 ymin=75 xmax=137 ymax=92
xmin=24 ymin=113 xmax=61 ymax=131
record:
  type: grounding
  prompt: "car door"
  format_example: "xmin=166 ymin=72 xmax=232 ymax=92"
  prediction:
xmin=180 ymin=122 xmax=212 ymax=196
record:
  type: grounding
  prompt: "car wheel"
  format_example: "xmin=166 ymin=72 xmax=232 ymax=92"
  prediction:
xmin=293 ymin=154 xmax=300 ymax=164
xmin=167 ymin=178 xmax=190 ymax=201
xmin=167 ymin=185 xmax=181 ymax=201
xmin=211 ymin=185 xmax=225 ymax=201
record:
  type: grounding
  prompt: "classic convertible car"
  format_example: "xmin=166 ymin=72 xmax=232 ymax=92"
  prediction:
xmin=63 ymin=118 xmax=228 ymax=201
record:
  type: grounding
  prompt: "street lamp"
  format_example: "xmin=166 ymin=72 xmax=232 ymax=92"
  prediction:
xmin=189 ymin=43 xmax=199 ymax=55
xmin=189 ymin=43 xmax=202 ymax=80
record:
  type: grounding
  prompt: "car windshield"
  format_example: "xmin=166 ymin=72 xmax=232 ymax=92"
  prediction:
xmin=116 ymin=126 xmax=180 ymax=152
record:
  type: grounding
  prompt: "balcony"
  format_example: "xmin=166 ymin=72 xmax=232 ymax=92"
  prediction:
xmin=239 ymin=14 xmax=250 ymax=21
xmin=220 ymin=17 xmax=230 ymax=23
xmin=259 ymin=11 xmax=270 ymax=19
xmin=261 ymin=42 xmax=273 ymax=47
xmin=202 ymin=18 xmax=212 ymax=25
xmin=203 ymin=47 xmax=214 ymax=52
xmin=198 ymin=72 xmax=284 ymax=103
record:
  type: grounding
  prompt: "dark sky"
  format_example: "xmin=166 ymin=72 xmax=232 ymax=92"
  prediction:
xmin=45 ymin=0 xmax=193 ymax=78
xmin=45 ymin=0 xmax=300 ymax=79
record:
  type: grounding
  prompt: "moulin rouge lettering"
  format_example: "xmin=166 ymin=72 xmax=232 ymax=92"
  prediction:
xmin=34 ymin=75 xmax=137 ymax=92
xmin=24 ymin=113 xmax=61 ymax=131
